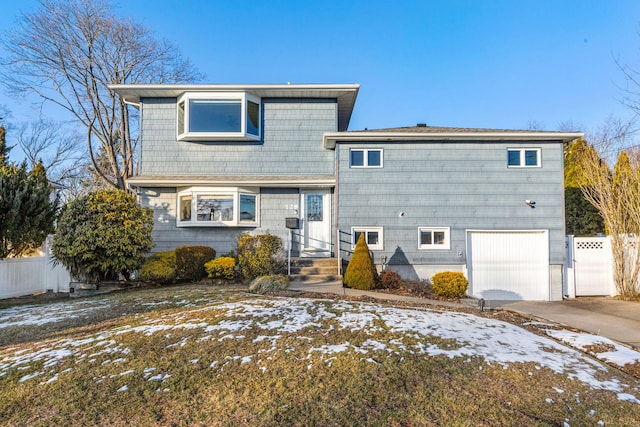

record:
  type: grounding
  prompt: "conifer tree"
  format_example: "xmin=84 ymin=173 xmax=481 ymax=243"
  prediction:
xmin=0 ymin=126 xmax=58 ymax=257
xmin=343 ymin=234 xmax=379 ymax=290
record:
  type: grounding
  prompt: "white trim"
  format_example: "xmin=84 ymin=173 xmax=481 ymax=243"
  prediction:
xmin=351 ymin=227 xmax=384 ymax=251
xmin=176 ymin=186 xmax=259 ymax=227
xmin=507 ymin=147 xmax=541 ymax=168
xmin=418 ymin=227 xmax=451 ymax=250
xmin=177 ymin=92 xmax=261 ymax=142
xmin=323 ymin=131 xmax=583 ymax=149
xmin=349 ymin=148 xmax=383 ymax=168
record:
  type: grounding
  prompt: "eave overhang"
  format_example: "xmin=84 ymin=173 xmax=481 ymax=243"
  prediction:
xmin=127 ymin=175 xmax=336 ymax=189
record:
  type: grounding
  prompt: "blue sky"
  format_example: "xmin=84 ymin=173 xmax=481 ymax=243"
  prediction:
xmin=1 ymin=0 xmax=640 ymax=133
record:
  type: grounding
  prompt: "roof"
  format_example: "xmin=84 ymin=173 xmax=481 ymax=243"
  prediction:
xmin=323 ymin=125 xmax=583 ymax=149
xmin=127 ymin=175 xmax=336 ymax=188
xmin=109 ymin=83 xmax=360 ymax=132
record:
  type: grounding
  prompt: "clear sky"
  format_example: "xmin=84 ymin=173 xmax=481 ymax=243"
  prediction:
xmin=1 ymin=0 xmax=640 ymax=134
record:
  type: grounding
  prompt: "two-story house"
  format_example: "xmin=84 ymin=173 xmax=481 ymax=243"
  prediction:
xmin=111 ymin=83 xmax=581 ymax=301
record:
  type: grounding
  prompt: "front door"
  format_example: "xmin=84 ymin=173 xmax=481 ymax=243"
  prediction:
xmin=300 ymin=189 xmax=331 ymax=257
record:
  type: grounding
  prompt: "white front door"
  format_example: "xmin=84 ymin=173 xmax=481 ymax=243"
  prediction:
xmin=300 ymin=189 xmax=331 ymax=257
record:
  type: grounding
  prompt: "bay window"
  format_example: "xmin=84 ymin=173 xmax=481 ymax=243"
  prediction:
xmin=177 ymin=187 xmax=259 ymax=226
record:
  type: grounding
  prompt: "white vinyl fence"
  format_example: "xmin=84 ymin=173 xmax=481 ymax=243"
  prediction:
xmin=565 ymin=235 xmax=621 ymax=298
xmin=0 ymin=237 xmax=71 ymax=299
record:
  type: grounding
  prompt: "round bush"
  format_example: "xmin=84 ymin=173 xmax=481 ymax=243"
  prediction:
xmin=175 ymin=245 xmax=216 ymax=282
xmin=236 ymin=233 xmax=286 ymax=280
xmin=248 ymin=275 xmax=290 ymax=294
xmin=139 ymin=251 xmax=176 ymax=285
xmin=380 ymin=269 xmax=403 ymax=289
xmin=205 ymin=256 xmax=237 ymax=281
xmin=431 ymin=272 xmax=468 ymax=299
xmin=52 ymin=190 xmax=154 ymax=283
xmin=343 ymin=234 xmax=379 ymax=290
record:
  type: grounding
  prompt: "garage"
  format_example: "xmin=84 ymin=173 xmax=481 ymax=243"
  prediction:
xmin=466 ymin=230 xmax=549 ymax=301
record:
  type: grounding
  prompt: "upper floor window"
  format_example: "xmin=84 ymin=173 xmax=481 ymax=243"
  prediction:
xmin=507 ymin=148 xmax=541 ymax=168
xmin=177 ymin=92 xmax=261 ymax=142
xmin=350 ymin=149 xmax=383 ymax=168
xmin=177 ymin=187 xmax=259 ymax=227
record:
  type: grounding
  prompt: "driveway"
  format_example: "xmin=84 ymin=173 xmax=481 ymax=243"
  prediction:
xmin=498 ymin=298 xmax=640 ymax=350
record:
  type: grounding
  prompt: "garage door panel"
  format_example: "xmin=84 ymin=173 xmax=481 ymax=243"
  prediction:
xmin=468 ymin=231 xmax=549 ymax=301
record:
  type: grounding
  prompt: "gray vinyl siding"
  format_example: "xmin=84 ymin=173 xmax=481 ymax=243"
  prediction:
xmin=139 ymin=187 xmax=300 ymax=255
xmin=336 ymin=141 xmax=565 ymax=270
xmin=139 ymin=98 xmax=337 ymax=176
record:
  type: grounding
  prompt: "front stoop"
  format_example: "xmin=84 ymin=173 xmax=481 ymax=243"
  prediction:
xmin=289 ymin=257 xmax=341 ymax=282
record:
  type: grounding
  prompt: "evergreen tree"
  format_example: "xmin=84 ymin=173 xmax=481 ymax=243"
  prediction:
xmin=0 ymin=126 xmax=58 ymax=257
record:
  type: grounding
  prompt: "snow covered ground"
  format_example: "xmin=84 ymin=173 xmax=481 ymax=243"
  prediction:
xmin=1 ymin=294 xmax=639 ymax=406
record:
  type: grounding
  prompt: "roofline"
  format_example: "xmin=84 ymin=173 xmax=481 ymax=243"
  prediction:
xmin=322 ymin=131 xmax=584 ymax=149
xmin=127 ymin=176 xmax=336 ymax=188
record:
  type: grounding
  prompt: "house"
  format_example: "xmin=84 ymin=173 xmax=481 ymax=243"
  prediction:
xmin=110 ymin=83 xmax=582 ymax=301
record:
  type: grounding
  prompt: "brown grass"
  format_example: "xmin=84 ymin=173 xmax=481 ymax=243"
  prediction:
xmin=0 ymin=284 xmax=639 ymax=426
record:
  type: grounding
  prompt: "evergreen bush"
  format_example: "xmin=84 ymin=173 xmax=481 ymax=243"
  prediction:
xmin=343 ymin=234 xmax=379 ymax=290
xmin=431 ymin=272 xmax=468 ymax=299
xmin=52 ymin=190 xmax=153 ymax=282
xmin=205 ymin=256 xmax=237 ymax=281
xmin=236 ymin=233 xmax=286 ymax=280
xmin=139 ymin=251 xmax=177 ymax=284
xmin=175 ymin=245 xmax=216 ymax=282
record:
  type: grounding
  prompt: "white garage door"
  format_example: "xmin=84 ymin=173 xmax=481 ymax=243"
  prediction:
xmin=467 ymin=230 xmax=549 ymax=301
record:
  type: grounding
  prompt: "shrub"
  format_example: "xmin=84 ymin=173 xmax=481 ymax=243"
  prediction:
xmin=139 ymin=251 xmax=176 ymax=285
xmin=52 ymin=190 xmax=154 ymax=282
xmin=237 ymin=233 xmax=286 ymax=280
xmin=248 ymin=275 xmax=289 ymax=294
xmin=380 ymin=269 xmax=403 ymax=289
xmin=343 ymin=234 xmax=379 ymax=290
xmin=175 ymin=245 xmax=216 ymax=282
xmin=205 ymin=256 xmax=237 ymax=281
xmin=431 ymin=272 xmax=468 ymax=299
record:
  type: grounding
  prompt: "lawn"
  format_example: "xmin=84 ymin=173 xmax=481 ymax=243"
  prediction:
xmin=1 ymin=284 xmax=639 ymax=426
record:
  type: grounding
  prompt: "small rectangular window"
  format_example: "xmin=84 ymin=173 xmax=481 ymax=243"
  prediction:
xmin=350 ymin=149 xmax=383 ymax=168
xmin=507 ymin=148 xmax=540 ymax=168
xmin=246 ymin=100 xmax=260 ymax=136
xmin=239 ymin=194 xmax=256 ymax=222
xmin=418 ymin=227 xmax=450 ymax=250
xmin=352 ymin=227 xmax=383 ymax=250
xmin=179 ymin=194 xmax=191 ymax=221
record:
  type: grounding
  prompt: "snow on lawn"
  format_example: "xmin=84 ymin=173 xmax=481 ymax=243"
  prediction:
xmin=0 ymin=300 xmax=112 ymax=329
xmin=1 ymin=296 xmax=639 ymax=404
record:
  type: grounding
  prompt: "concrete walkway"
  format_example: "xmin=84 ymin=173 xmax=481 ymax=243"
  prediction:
xmin=289 ymin=280 xmax=640 ymax=350
xmin=498 ymin=298 xmax=640 ymax=350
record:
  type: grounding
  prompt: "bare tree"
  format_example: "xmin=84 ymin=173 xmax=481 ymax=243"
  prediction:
xmin=1 ymin=0 xmax=202 ymax=190
xmin=578 ymin=117 xmax=640 ymax=299
xmin=15 ymin=119 xmax=85 ymax=185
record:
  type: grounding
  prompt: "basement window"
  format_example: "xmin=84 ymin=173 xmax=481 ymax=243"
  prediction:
xmin=351 ymin=227 xmax=383 ymax=250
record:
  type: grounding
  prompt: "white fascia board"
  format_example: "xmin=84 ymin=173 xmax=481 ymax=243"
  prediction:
xmin=323 ymin=131 xmax=584 ymax=149
xmin=127 ymin=177 xmax=336 ymax=188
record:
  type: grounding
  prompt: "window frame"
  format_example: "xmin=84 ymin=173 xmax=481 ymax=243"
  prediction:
xmin=351 ymin=226 xmax=384 ymax=251
xmin=507 ymin=148 xmax=541 ymax=168
xmin=177 ymin=187 xmax=259 ymax=227
xmin=418 ymin=227 xmax=451 ymax=250
xmin=177 ymin=92 xmax=261 ymax=142
xmin=349 ymin=148 xmax=383 ymax=168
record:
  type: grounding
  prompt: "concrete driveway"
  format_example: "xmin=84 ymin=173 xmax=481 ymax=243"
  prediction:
xmin=498 ymin=298 xmax=640 ymax=349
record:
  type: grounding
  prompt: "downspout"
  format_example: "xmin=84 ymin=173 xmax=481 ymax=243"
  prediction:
xmin=335 ymin=143 xmax=340 ymax=275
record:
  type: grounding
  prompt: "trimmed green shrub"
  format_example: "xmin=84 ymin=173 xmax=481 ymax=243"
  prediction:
xmin=248 ymin=274 xmax=290 ymax=294
xmin=431 ymin=272 xmax=468 ymax=299
xmin=380 ymin=269 xmax=403 ymax=289
xmin=205 ymin=256 xmax=237 ymax=281
xmin=139 ymin=251 xmax=176 ymax=285
xmin=343 ymin=234 xmax=379 ymax=290
xmin=175 ymin=245 xmax=216 ymax=282
xmin=237 ymin=233 xmax=286 ymax=280
xmin=52 ymin=190 xmax=154 ymax=282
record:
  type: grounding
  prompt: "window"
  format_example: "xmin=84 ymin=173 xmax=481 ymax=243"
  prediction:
xmin=418 ymin=227 xmax=450 ymax=250
xmin=177 ymin=187 xmax=258 ymax=226
xmin=507 ymin=148 xmax=541 ymax=168
xmin=350 ymin=149 xmax=383 ymax=168
xmin=351 ymin=227 xmax=383 ymax=250
xmin=177 ymin=92 xmax=261 ymax=141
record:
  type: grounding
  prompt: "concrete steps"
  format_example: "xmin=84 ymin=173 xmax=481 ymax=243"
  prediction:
xmin=289 ymin=257 xmax=340 ymax=282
